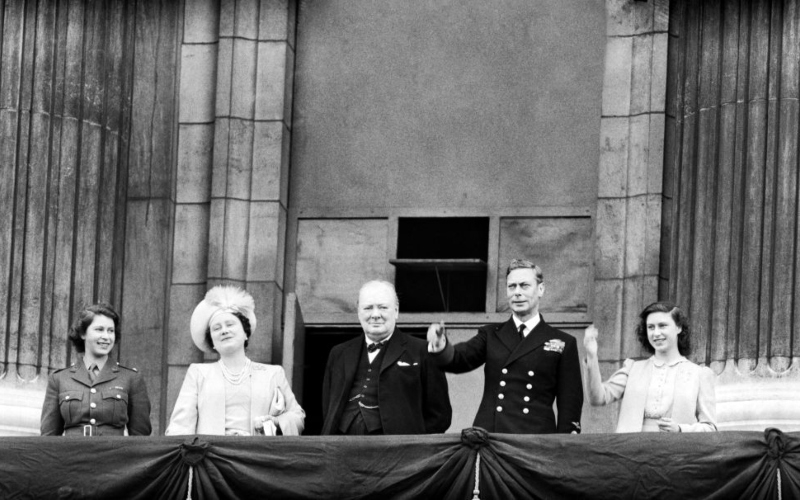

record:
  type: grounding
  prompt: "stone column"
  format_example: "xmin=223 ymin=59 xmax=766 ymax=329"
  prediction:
xmin=165 ymin=0 xmax=296 ymax=430
xmin=587 ymin=0 xmax=669 ymax=432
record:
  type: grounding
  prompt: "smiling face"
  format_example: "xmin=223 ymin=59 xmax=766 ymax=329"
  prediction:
xmin=81 ymin=314 xmax=116 ymax=362
xmin=506 ymin=268 xmax=545 ymax=322
xmin=358 ymin=282 xmax=399 ymax=342
xmin=646 ymin=311 xmax=682 ymax=355
xmin=208 ymin=312 xmax=248 ymax=355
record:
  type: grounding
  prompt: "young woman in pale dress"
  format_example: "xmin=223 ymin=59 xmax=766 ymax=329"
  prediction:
xmin=583 ymin=302 xmax=716 ymax=433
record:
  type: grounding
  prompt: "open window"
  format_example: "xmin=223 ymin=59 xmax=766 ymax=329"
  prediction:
xmin=391 ymin=217 xmax=489 ymax=312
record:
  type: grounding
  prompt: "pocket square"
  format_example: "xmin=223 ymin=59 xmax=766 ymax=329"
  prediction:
xmin=544 ymin=339 xmax=565 ymax=353
xmin=397 ymin=360 xmax=411 ymax=366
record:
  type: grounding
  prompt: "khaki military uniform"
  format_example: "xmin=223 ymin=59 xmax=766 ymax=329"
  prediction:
xmin=40 ymin=357 xmax=152 ymax=436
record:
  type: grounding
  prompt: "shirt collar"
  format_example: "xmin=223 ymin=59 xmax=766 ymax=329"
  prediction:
xmin=83 ymin=356 xmax=108 ymax=371
xmin=365 ymin=332 xmax=393 ymax=347
xmin=652 ymin=355 xmax=687 ymax=368
xmin=512 ymin=313 xmax=541 ymax=334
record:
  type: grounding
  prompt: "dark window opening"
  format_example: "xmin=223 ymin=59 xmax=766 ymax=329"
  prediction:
xmin=392 ymin=217 xmax=489 ymax=312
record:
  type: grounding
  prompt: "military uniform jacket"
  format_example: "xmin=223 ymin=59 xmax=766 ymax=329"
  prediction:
xmin=321 ymin=329 xmax=452 ymax=435
xmin=40 ymin=357 xmax=152 ymax=436
xmin=436 ymin=316 xmax=583 ymax=434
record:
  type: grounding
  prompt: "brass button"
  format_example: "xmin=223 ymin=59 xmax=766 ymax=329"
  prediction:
xmin=116 ymin=395 xmax=121 ymax=399
xmin=501 ymin=368 xmax=508 ymax=374
xmin=500 ymin=381 xmax=506 ymax=387
xmin=523 ymin=408 xmax=529 ymax=414
xmin=89 ymin=418 xmax=96 ymax=424
xmin=498 ymin=394 xmax=504 ymax=400
xmin=526 ymin=384 xmax=532 ymax=390
xmin=496 ymin=406 xmax=503 ymax=412
xmin=524 ymin=396 xmax=530 ymax=402
xmin=90 ymin=403 xmax=97 ymax=409
xmin=528 ymin=371 xmax=534 ymax=376
xmin=65 ymin=396 xmax=70 ymax=400
xmin=90 ymin=388 xmax=97 ymax=394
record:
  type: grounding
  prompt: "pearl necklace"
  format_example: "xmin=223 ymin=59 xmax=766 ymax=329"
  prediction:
xmin=219 ymin=358 xmax=251 ymax=385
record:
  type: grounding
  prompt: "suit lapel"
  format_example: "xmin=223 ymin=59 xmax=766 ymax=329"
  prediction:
xmin=380 ymin=330 xmax=406 ymax=373
xmin=70 ymin=362 xmax=92 ymax=387
xmin=505 ymin=319 xmax=551 ymax=366
xmin=495 ymin=319 xmax=520 ymax=355
xmin=93 ymin=360 xmax=119 ymax=386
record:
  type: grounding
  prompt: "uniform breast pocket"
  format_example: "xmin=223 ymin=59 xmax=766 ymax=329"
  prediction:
xmin=102 ymin=390 xmax=129 ymax=424
xmin=58 ymin=391 xmax=84 ymax=423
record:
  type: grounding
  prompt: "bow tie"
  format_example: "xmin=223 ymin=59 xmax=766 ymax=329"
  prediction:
xmin=367 ymin=341 xmax=386 ymax=353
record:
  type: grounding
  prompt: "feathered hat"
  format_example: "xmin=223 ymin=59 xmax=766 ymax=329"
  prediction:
xmin=190 ymin=285 xmax=257 ymax=352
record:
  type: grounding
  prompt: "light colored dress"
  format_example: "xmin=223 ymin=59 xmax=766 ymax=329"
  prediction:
xmin=166 ymin=361 xmax=305 ymax=436
xmin=587 ymin=356 xmax=717 ymax=433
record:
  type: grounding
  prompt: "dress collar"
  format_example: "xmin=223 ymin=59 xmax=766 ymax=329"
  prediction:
xmin=652 ymin=355 xmax=687 ymax=368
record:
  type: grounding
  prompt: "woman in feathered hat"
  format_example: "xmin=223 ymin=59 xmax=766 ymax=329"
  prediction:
xmin=165 ymin=286 xmax=305 ymax=436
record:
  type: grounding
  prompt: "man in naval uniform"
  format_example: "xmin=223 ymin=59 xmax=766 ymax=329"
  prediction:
xmin=428 ymin=259 xmax=583 ymax=434
xmin=321 ymin=280 xmax=451 ymax=435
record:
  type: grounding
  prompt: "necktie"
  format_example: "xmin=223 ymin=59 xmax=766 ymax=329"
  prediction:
xmin=518 ymin=324 xmax=526 ymax=340
xmin=88 ymin=364 xmax=99 ymax=383
xmin=367 ymin=341 xmax=385 ymax=353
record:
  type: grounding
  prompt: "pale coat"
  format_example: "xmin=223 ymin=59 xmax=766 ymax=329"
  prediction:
xmin=166 ymin=361 xmax=305 ymax=436
xmin=588 ymin=357 xmax=717 ymax=433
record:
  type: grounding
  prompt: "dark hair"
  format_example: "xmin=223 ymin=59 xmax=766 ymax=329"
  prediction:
xmin=635 ymin=302 xmax=692 ymax=355
xmin=506 ymin=259 xmax=544 ymax=283
xmin=205 ymin=311 xmax=252 ymax=351
xmin=68 ymin=303 xmax=120 ymax=353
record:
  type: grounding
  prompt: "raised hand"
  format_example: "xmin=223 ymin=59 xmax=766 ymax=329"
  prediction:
xmin=427 ymin=321 xmax=446 ymax=352
xmin=583 ymin=324 xmax=599 ymax=358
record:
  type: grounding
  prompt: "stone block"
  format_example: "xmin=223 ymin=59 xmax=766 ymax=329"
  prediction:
xmin=595 ymin=198 xmax=626 ymax=279
xmin=598 ymin=116 xmax=629 ymax=198
xmin=624 ymin=195 xmax=647 ymax=277
xmin=207 ymin=199 xmax=226 ymax=277
xmin=251 ymin=121 xmax=284 ymax=201
xmin=179 ymin=45 xmax=217 ymax=123
xmin=219 ymin=0 xmax=235 ymax=38
xmin=653 ymin=0 xmax=670 ymax=33
xmin=212 ymin=118 xmax=230 ymax=198
xmin=231 ymin=39 xmax=258 ymax=119
xmin=220 ymin=199 xmax=251 ymax=282
xmin=627 ymin=114 xmax=650 ymax=197
xmin=276 ymin=206 xmax=287 ymax=285
xmin=165 ymin=365 xmax=190 ymax=428
xmin=592 ymin=278 xmax=623 ymax=361
xmin=246 ymin=201 xmax=280 ymax=281
xmin=177 ymin=124 xmax=213 ymax=203
xmin=647 ymin=113 xmax=665 ymax=194
xmin=167 ymin=285 xmax=206 ymax=364
xmin=172 ymin=204 xmax=210 ymax=284
xmin=244 ymin=281 xmax=282 ymax=363
xmin=215 ymin=38 xmax=233 ymax=117
xmin=226 ymin=118 xmax=255 ymax=199
xmin=235 ymin=0 xmax=260 ymax=39
xmin=283 ymin=46 xmax=295 ymax=125
xmin=651 ymin=33 xmax=669 ymax=111
xmin=255 ymin=42 xmax=288 ymax=121
xmin=183 ymin=0 xmax=219 ymax=44
xmin=644 ymin=194 xmax=662 ymax=275
xmin=259 ymin=0 xmax=289 ymax=41
xmin=602 ymin=36 xmax=632 ymax=117
xmin=606 ymin=0 xmax=654 ymax=37
xmin=621 ymin=276 xmax=648 ymax=358
xmin=630 ymin=34 xmax=653 ymax=116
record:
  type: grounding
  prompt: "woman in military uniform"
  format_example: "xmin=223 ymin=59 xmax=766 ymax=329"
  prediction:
xmin=166 ymin=286 xmax=305 ymax=436
xmin=40 ymin=303 xmax=152 ymax=436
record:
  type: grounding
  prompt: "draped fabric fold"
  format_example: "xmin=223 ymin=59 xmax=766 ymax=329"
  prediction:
xmin=1 ymin=430 xmax=799 ymax=499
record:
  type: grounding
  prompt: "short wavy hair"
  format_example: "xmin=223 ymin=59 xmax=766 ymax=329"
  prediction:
xmin=68 ymin=303 xmax=120 ymax=353
xmin=205 ymin=311 xmax=253 ymax=351
xmin=635 ymin=301 xmax=692 ymax=355
xmin=506 ymin=259 xmax=544 ymax=284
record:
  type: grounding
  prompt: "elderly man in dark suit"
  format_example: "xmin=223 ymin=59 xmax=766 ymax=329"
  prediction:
xmin=321 ymin=280 xmax=451 ymax=435
xmin=428 ymin=259 xmax=583 ymax=434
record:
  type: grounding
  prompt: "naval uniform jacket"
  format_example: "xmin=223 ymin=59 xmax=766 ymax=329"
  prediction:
xmin=165 ymin=361 xmax=305 ymax=436
xmin=40 ymin=357 xmax=152 ymax=436
xmin=321 ymin=329 xmax=452 ymax=435
xmin=435 ymin=316 xmax=583 ymax=434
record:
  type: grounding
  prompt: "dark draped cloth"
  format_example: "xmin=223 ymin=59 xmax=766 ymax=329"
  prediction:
xmin=1 ymin=428 xmax=797 ymax=499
